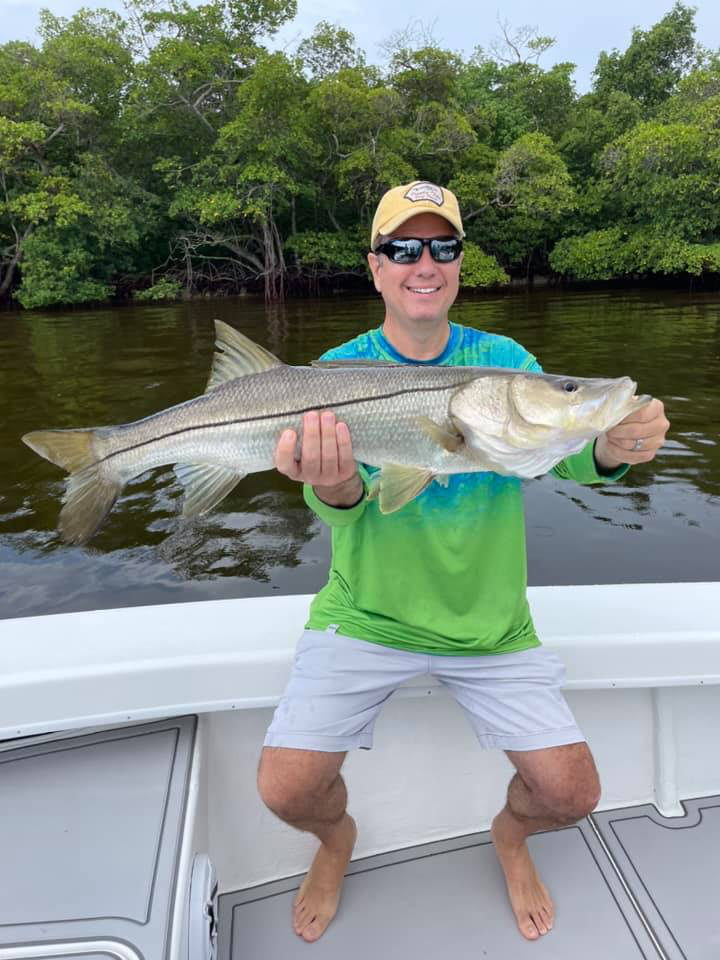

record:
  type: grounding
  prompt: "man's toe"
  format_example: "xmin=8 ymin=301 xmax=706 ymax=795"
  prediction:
xmin=301 ymin=917 xmax=326 ymax=942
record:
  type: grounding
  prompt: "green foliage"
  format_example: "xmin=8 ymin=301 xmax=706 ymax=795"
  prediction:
xmin=297 ymin=21 xmax=365 ymax=79
xmin=4 ymin=0 xmax=720 ymax=307
xmin=494 ymin=133 xmax=576 ymax=218
xmin=456 ymin=58 xmax=576 ymax=149
xmin=12 ymin=154 xmax=157 ymax=307
xmin=135 ymin=278 xmax=183 ymax=300
xmin=0 ymin=117 xmax=47 ymax=169
xmin=460 ymin=242 xmax=509 ymax=287
xmin=389 ymin=46 xmax=463 ymax=110
xmin=16 ymin=229 xmax=112 ymax=308
xmin=480 ymin=133 xmax=576 ymax=270
xmin=592 ymin=2 xmax=699 ymax=110
xmin=550 ymin=227 xmax=720 ymax=279
xmin=598 ymin=119 xmax=720 ymax=237
xmin=559 ymin=91 xmax=643 ymax=179
xmin=285 ymin=229 xmax=366 ymax=272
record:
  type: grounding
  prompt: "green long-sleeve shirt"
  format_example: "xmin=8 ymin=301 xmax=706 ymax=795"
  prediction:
xmin=304 ymin=323 xmax=627 ymax=656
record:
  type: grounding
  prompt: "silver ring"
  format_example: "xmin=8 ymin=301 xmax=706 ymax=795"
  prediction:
xmin=632 ymin=438 xmax=644 ymax=451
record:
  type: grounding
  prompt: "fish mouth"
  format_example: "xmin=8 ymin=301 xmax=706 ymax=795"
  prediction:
xmin=622 ymin=376 xmax=652 ymax=412
xmin=607 ymin=378 xmax=652 ymax=424
xmin=630 ymin=391 xmax=653 ymax=410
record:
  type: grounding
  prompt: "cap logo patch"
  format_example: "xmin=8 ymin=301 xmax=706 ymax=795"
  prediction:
xmin=404 ymin=182 xmax=444 ymax=206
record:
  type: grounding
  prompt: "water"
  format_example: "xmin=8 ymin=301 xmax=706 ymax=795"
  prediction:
xmin=1 ymin=289 xmax=718 ymax=620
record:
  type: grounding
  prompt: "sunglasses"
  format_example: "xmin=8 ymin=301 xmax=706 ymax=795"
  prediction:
xmin=373 ymin=236 xmax=463 ymax=264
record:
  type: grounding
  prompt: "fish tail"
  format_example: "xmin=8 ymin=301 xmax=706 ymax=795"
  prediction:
xmin=22 ymin=429 xmax=122 ymax=544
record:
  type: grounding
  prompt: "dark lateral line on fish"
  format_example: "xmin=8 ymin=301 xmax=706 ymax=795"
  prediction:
xmin=96 ymin=380 xmax=474 ymax=465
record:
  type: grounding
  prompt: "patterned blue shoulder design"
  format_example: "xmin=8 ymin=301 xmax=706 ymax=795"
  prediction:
xmin=452 ymin=326 xmax=541 ymax=372
xmin=319 ymin=330 xmax=382 ymax=362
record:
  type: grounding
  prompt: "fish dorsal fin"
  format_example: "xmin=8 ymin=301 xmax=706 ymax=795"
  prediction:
xmin=373 ymin=463 xmax=434 ymax=514
xmin=174 ymin=462 xmax=246 ymax=516
xmin=311 ymin=358 xmax=399 ymax=368
xmin=206 ymin=320 xmax=283 ymax=391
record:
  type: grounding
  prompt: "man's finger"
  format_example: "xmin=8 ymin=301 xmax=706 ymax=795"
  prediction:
xmin=607 ymin=422 xmax=658 ymax=441
xmin=609 ymin=436 xmax=661 ymax=453
xmin=275 ymin=429 xmax=300 ymax=479
xmin=604 ymin=436 xmax=660 ymax=461
xmin=300 ymin=411 xmax=321 ymax=479
xmin=319 ymin=410 xmax=339 ymax=478
xmin=336 ymin=421 xmax=355 ymax=477
xmin=615 ymin=398 xmax=662 ymax=424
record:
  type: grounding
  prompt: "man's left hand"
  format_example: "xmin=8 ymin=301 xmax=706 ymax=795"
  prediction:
xmin=594 ymin=398 xmax=670 ymax=471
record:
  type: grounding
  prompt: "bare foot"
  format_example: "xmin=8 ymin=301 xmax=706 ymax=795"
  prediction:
xmin=292 ymin=814 xmax=357 ymax=942
xmin=491 ymin=811 xmax=554 ymax=940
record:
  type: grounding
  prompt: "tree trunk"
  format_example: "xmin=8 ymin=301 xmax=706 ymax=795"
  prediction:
xmin=526 ymin=248 xmax=534 ymax=286
xmin=262 ymin=210 xmax=286 ymax=303
xmin=326 ymin=206 xmax=342 ymax=232
xmin=0 ymin=231 xmax=30 ymax=300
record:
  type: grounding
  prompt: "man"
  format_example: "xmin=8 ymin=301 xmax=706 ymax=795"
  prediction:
xmin=258 ymin=181 xmax=670 ymax=944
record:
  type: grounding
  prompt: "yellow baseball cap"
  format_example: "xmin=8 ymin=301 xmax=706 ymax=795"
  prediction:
xmin=370 ymin=181 xmax=465 ymax=249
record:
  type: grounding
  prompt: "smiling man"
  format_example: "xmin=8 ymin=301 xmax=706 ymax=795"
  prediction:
xmin=259 ymin=181 xmax=670 ymax=944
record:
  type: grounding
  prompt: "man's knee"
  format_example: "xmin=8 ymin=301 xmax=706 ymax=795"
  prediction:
xmin=542 ymin=774 xmax=601 ymax=822
xmin=511 ymin=742 xmax=602 ymax=824
xmin=257 ymin=746 xmax=345 ymax=823
xmin=536 ymin=762 xmax=601 ymax=823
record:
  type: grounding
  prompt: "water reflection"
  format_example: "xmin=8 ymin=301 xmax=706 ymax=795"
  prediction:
xmin=1 ymin=289 xmax=718 ymax=618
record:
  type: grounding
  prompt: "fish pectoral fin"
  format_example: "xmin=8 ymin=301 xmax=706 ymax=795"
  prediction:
xmin=174 ymin=462 xmax=246 ymax=517
xmin=416 ymin=416 xmax=465 ymax=453
xmin=377 ymin=463 xmax=434 ymax=514
xmin=206 ymin=320 xmax=283 ymax=391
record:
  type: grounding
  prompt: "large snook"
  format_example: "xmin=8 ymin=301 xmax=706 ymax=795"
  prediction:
xmin=22 ymin=320 xmax=651 ymax=544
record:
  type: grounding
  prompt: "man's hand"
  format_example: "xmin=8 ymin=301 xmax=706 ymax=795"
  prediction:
xmin=274 ymin=410 xmax=363 ymax=507
xmin=594 ymin=398 xmax=670 ymax=471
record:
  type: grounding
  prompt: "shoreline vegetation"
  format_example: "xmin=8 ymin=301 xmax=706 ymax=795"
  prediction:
xmin=3 ymin=1 xmax=720 ymax=309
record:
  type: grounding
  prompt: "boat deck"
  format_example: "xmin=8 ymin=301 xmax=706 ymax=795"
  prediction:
xmin=218 ymin=794 xmax=719 ymax=959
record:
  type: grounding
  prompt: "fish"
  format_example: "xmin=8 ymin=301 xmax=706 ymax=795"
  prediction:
xmin=22 ymin=320 xmax=651 ymax=544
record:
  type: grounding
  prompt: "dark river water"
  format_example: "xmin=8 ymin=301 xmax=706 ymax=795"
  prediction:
xmin=2 ymin=289 xmax=718 ymax=620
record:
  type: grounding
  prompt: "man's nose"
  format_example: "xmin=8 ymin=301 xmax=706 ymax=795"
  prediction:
xmin=414 ymin=245 xmax=437 ymax=272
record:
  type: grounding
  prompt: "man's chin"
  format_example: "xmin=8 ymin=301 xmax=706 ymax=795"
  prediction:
xmin=407 ymin=309 xmax=449 ymax=325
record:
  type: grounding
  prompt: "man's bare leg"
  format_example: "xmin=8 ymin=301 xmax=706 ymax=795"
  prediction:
xmin=257 ymin=746 xmax=356 ymax=942
xmin=491 ymin=742 xmax=601 ymax=941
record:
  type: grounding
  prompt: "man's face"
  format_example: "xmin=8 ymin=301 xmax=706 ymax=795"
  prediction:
xmin=367 ymin=212 xmax=463 ymax=328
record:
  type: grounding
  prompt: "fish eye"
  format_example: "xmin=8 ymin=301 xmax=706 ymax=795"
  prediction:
xmin=562 ymin=381 xmax=579 ymax=393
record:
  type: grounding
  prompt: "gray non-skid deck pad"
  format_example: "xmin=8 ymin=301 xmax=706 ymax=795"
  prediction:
xmin=218 ymin=822 xmax=660 ymax=959
xmin=592 ymin=795 xmax=720 ymax=960
xmin=0 ymin=716 xmax=196 ymax=959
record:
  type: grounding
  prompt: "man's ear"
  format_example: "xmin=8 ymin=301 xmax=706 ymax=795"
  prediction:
xmin=367 ymin=252 xmax=383 ymax=293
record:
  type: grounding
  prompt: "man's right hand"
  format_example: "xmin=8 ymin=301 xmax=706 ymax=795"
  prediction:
xmin=274 ymin=410 xmax=363 ymax=508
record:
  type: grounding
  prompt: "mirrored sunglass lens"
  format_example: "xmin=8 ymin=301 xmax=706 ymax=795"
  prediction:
xmin=430 ymin=239 xmax=459 ymax=261
xmin=389 ymin=239 xmax=423 ymax=262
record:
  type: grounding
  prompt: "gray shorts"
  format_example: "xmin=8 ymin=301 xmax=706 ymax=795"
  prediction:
xmin=264 ymin=627 xmax=584 ymax=753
